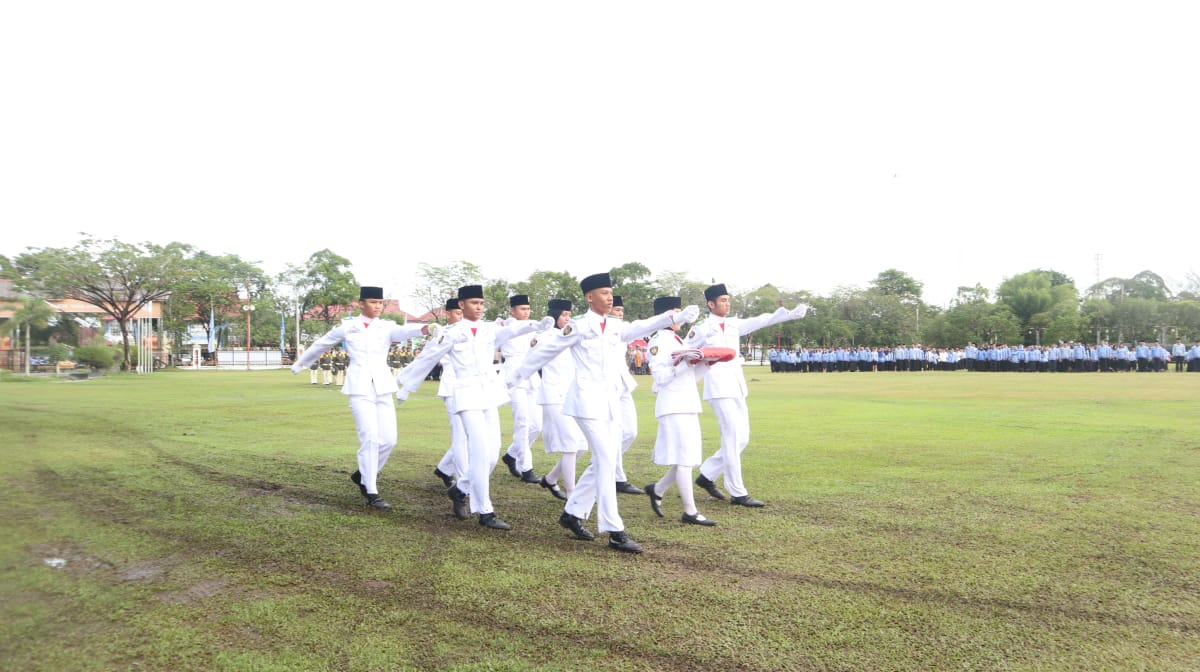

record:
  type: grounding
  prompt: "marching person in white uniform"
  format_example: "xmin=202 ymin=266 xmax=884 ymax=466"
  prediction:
xmin=290 ymin=286 xmax=431 ymax=510
xmin=608 ymin=296 xmax=645 ymax=497
xmin=499 ymin=294 xmax=544 ymax=484
xmin=397 ymin=285 xmax=551 ymax=531
xmin=510 ymin=273 xmax=698 ymax=554
xmin=644 ymin=296 xmax=718 ymax=526
xmin=686 ymin=283 xmax=809 ymax=507
xmin=431 ymin=298 xmax=465 ymax=489
xmin=534 ymin=299 xmax=586 ymax=501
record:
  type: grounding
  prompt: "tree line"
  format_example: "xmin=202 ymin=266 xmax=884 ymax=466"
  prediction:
xmin=3 ymin=237 xmax=1198 ymax=370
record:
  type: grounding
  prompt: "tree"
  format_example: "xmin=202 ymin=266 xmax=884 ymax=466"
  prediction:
xmin=289 ymin=250 xmax=359 ymax=329
xmin=12 ymin=236 xmax=198 ymax=371
xmin=609 ymin=262 xmax=655 ymax=319
xmin=869 ymin=269 xmax=923 ymax=299
xmin=0 ymin=297 xmax=57 ymax=374
xmin=511 ymin=270 xmax=580 ymax=319
xmin=171 ymin=252 xmax=270 ymax=354
xmin=997 ymin=269 xmax=1081 ymax=342
xmin=412 ymin=261 xmax=484 ymax=316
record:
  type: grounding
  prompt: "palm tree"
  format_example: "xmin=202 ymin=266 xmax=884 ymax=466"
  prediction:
xmin=0 ymin=297 xmax=57 ymax=374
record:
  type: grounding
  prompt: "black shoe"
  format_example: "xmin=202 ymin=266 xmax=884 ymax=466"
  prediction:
xmin=365 ymin=493 xmax=391 ymax=510
xmin=730 ymin=495 xmax=765 ymax=507
xmin=479 ymin=513 xmax=512 ymax=530
xmin=350 ymin=470 xmax=367 ymax=497
xmin=540 ymin=477 xmax=568 ymax=501
xmin=615 ymin=481 xmax=644 ymax=495
xmin=695 ymin=474 xmax=726 ymax=500
xmin=558 ymin=511 xmax=595 ymax=541
xmin=501 ymin=453 xmax=521 ymax=478
xmin=433 ymin=467 xmax=454 ymax=488
xmin=607 ymin=530 xmax=643 ymax=554
xmin=520 ymin=469 xmax=541 ymax=484
xmin=646 ymin=484 xmax=664 ymax=517
xmin=447 ymin=485 xmax=469 ymax=520
xmin=681 ymin=512 xmax=717 ymax=526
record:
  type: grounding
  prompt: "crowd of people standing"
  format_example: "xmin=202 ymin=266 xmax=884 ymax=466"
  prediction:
xmin=768 ymin=340 xmax=1200 ymax=373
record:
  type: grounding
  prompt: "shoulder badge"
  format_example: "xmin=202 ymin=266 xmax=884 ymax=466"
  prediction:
xmin=563 ymin=325 xmax=573 ymax=336
xmin=438 ymin=334 xmax=445 ymax=343
xmin=530 ymin=338 xmax=537 ymax=347
xmin=687 ymin=330 xmax=696 ymax=339
xmin=650 ymin=345 xmax=658 ymax=356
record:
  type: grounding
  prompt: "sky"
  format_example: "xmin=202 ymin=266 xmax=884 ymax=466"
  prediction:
xmin=2 ymin=2 xmax=1197 ymax=312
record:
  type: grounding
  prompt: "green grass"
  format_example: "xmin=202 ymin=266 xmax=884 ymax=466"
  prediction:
xmin=1 ymin=369 xmax=1198 ymax=671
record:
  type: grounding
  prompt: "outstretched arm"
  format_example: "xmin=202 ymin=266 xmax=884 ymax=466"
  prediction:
xmin=290 ymin=325 xmax=346 ymax=373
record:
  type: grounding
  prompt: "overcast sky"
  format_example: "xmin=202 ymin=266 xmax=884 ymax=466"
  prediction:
xmin=3 ymin=2 xmax=1197 ymax=311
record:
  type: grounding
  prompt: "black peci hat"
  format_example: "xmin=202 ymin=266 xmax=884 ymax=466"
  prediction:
xmin=704 ymin=283 xmax=728 ymax=302
xmin=653 ymin=296 xmax=682 ymax=314
xmin=444 ymin=298 xmax=460 ymax=311
xmin=612 ymin=295 xmax=624 ymax=307
xmin=360 ymin=286 xmax=384 ymax=300
xmin=509 ymin=294 xmax=530 ymax=307
xmin=580 ymin=273 xmax=612 ymax=294
xmin=547 ymin=299 xmax=572 ymax=319
xmin=457 ymin=285 xmax=484 ymax=300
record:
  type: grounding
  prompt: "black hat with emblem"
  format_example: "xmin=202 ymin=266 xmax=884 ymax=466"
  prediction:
xmin=704 ymin=283 xmax=728 ymax=302
xmin=653 ymin=296 xmax=682 ymax=314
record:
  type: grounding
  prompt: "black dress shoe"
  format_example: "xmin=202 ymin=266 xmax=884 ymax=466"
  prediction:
xmin=615 ymin=481 xmax=644 ymax=495
xmin=447 ymin=485 xmax=469 ymax=520
xmin=730 ymin=495 xmax=765 ymax=507
xmin=646 ymin=484 xmax=664 ymax=517
xmin=365 ymin=494 xmax=391 ymax=510
xmin=433 ymin=467 xmax=454 ymax=488
xmin=607 ymin=530 xmax=643 ymax=554
xmin=478 ymin=513 xmax=512 ymax=530
xmin=681 ymin=512 xmax=717 ymax=526
xmin=696 ymin=474 xmax=726 ymax=500
xmin=350 ymin=470 xmax=367 ymax=497
xmin=520 ymin=469 xmax=541 ymax=484
xmin=540 ymin=477 xmax=568 ymax=501
xmin=501 ymin=453 xmax=521 ymax=478
xmin=558 ymin=511 xmax=595 ymax=541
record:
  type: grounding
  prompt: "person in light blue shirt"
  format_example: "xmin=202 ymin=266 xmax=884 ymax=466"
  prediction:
xmin=1171 ymin=339 xmax=1187 ymax=372
xmin=1187 ymin=342 xmax=1200 ymax=372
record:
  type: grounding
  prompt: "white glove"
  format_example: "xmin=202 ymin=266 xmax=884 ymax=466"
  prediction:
xmin=290 ymin=363 xmax=302 ymax=375
xmin=789 ymin=303 xmax=810 ymax=319
xmin=494 ymin=317 xmax=508 ymax=328
xmin=504 ymin=373 xmax=520 ymax=390
xmin=395 ymin=389 xmax=409 ymax=404
xmin=536 ymin=315 xmax=555 ymax=331
xmin=675 ymin=304 xmax=700 ymax=324
xmin=426 ymin=323 xmax=441 ymax=339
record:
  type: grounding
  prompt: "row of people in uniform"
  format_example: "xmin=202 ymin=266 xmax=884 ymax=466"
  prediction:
xmin=294 ymin=279 xmax=810 ymax=555
xmin=768 ymin=340 xmax=1200 ymax=373
xmin=308 ymin=348 xmax=348 ymax=385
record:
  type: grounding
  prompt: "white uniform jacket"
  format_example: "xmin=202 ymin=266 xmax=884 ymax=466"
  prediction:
xmin=398 ymin=319 xmax=536 ymax=413
xmin=534 ymin=329 xmax=574 ymax=406
xmin=294 ymin=317 xmax=425 ymax=398
xmin=685 ymin=308 xmax=789 ymax=400
xmin=648 ymin=329 xmax=706 ymax=418
xmin=499 ymin=319 xmax=542 ymax=391
xmin=514 ymin=310 xmax=676 ymax=421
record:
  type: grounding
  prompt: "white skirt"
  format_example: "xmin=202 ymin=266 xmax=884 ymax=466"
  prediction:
xmin=540 ymin=403 xmax=588 ymax=454
xmin=652 ymin=413 xmax=701 ymax=467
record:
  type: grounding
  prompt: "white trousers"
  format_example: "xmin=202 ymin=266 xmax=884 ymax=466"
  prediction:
xmin=565 ymin=416 xmax=624 ymax=533
xmin=436 ymin=400 xmax=467 ymax=479
xmin=457 ymin=407 xmax=501 ymax=515
xmin=505 ymin=387 xmax=543 ymax=472
xmin=613 ymin=392 xmax=638 ymax=482
xmin=699 ymin=396 xmax=751 ymax=498
xmin=348 ymin=393 xmax=398 ymax=495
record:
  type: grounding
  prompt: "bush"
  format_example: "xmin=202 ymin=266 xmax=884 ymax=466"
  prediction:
xmin=48 ymin=343 xmax=74 ymax=363
xmin=73 ymin=345 xmax=116 ymax=370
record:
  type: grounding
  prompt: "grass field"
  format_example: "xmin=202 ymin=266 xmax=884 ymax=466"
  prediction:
xmin=1 ymin=368 xmax=1197 ymax=671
